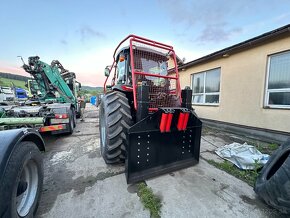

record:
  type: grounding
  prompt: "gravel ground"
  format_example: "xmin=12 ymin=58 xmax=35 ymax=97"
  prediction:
xmin=35 ymin=104 xmax=284 ymax=218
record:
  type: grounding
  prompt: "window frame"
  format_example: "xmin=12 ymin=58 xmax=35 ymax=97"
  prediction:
xmin=191 ymin=67 xmax=221 ymax=106
xmin=116 ymin=55 xmax=128 ymax=84
xmin=264 ymin=50 xmax=290 ymax=109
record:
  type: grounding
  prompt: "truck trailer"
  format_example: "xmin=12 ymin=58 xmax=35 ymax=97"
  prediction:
xmin=0 ymin=56 xmax=81 ymax=134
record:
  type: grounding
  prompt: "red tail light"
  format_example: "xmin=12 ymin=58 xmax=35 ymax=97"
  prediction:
xmin=55 ymin=114 xmax=68 ymax=119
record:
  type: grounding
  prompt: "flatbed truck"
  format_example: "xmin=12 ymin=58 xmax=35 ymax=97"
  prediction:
xmin=0 ymin=56 xmax=81 ymax=134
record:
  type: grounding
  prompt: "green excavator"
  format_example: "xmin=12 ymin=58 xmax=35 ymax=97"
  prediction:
xmin=0 ymin=56 xmax=81 ymax=134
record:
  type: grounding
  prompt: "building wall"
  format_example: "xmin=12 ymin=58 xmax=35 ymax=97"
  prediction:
xmin=179 ymin=35 xmax=290 ymax=133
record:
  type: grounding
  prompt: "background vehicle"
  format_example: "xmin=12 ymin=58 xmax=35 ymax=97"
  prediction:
xmin=0 ymin=86 xmax=15 ymax=103
xmin=96 ymin=94 xmax=103 ymax=107
xmin=0 ymin=128 xmax=44 ymax=218
xmin=26 ymin=79 xmax=42 ymax=97
xmin=15 ymin=87 xmax=28 ymax=100
xmin=0 ymin=57 xmax=81 ymax=134
xmin=99 ymin=35 xmax=202 ymax=183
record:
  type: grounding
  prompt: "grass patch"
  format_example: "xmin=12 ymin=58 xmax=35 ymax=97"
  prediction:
xmin=201 ymin=127 xmax=211 ymax=135
xmin=206 ymin=142 xmax=279 ymax=187
xmin=137 ymin=182 xmax=162 ymax=218
xmin=0 ymin=77 xmax=27 ymax=89
xmin=207 ymin=159 xmax=261 ymax=187
xmin=256 ymin=142 xmax=279 ymax=155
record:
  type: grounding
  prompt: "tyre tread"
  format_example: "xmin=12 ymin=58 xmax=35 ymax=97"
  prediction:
xmin=255 ymin=140 xmax=290 ymax=214
xmin=99 ymin=91 xmax=133 ymax=164
xmin=0 ymin=141 xmax=43 ymax=217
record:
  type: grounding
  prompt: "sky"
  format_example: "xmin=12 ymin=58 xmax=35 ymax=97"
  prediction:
xmin=0 ymin=0 xmax=289 ymax=87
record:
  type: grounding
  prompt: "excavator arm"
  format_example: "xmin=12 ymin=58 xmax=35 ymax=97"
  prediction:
xmin=23 ymin=56 xmax=77 ymax=107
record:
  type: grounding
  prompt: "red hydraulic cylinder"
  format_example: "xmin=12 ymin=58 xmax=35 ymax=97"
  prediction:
xmin=177 ymin=113 xmax=185 ymax=131
xmin=165 ymin=113 xmax=173 ymax=132
xmin=182 ymin=113 xmax=190 ymax=130
xmin=159 ymin=113 xmax=168 ymax=133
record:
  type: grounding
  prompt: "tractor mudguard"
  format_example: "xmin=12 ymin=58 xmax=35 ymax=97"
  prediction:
xmin=125 ymin=108 xmax=202 ymax=184
xmin=0 ymin=128 xmax=45 ymax=183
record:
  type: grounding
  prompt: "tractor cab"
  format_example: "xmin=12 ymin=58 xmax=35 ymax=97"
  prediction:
xmin=114 ymin=48 xmax=131 ymax=86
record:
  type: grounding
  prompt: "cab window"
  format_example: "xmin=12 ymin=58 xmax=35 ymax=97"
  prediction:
xmin=116 ymin=57 xmax=126 ymax=84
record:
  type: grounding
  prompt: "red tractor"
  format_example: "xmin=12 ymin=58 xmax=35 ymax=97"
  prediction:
xmin=99 ymin=35 xmax=202 ymax=183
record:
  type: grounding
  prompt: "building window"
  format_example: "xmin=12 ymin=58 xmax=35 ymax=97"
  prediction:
xmin=191 ymin=68 xmax=221 ymax=105
xmin=265 ymin=51 xmax=290 ymax=108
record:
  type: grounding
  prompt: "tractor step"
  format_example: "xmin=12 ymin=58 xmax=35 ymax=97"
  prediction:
xmin=125 ymin=108 xmax=202 ymax=184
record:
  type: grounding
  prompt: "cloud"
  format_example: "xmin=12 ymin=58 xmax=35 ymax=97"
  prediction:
xmin=66 ymin=46 xmax=115 ymax=86
xmin=78 ymin=25 xmax=105 ymax=42
xmin=197 ymin=24 xmax=243 ymax=43
xmin=0 ymin=60 xmax=27 ymax=76
xmin=60 ymin=39 xmax=67 ymax=45
xmin=157 ymin=0 xmax=257 ymax=43
xmin=273 ymin=12 xmax=290 ymax=24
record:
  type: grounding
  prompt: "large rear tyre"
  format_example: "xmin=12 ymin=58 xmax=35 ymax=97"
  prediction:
xmin=254 ymin=139 xmax=290 ymax=214
xmin=99 ymin=91 xmax=132 ymax=164
xmin=0 ymin=141 xmax=43 ymax=218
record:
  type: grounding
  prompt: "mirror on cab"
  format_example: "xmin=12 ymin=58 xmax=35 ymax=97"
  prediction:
xmin=75 ymin=81 xmax=81 ymax=91
xmin=104 ymin=67 xmax=110 ymax=77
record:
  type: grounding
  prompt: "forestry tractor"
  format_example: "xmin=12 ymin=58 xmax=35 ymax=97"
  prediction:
xmin=100 ymin=35 xmax=202 ymax=183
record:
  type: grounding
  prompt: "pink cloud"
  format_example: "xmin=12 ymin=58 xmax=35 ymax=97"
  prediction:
xmin=76 ymin=71 xmax=105 ymax=87
xmin=0 ymin=61 xmax=105 ymax=87
xmin=0 ymin=62 xmax=27 ymax=76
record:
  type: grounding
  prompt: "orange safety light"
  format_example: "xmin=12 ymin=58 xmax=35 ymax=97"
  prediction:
xmin=119 ymin=54 xmax=125 ymax=62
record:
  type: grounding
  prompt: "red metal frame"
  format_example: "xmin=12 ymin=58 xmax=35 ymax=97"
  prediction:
xmin=103 ymin=35 xmax=182 ymax=110
xmin=104 ymin=34 xmax=136 ymax=92
xmin=134 ymin=71 xmax=178 ymax=80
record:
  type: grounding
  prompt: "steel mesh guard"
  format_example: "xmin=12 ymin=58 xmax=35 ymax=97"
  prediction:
xmin=132 ymin=41 xmax=180 ymax=109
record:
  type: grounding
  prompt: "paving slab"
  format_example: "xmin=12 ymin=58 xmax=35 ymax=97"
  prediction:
xmin=41 ymin=174 xmax=149 ymax=218
xmin=200 ymin=137 xmax=218 ymax=153
xmin=202 ymin=135 xmax=228 ymax=148
xmin=200 ymin=151 xmax=224 ymax=163
xmin=73 ymin=121 xmax=99 ymax=136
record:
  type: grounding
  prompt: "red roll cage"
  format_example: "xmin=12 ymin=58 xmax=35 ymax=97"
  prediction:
xmin=103 ymin=35 xmax=181 ymax=110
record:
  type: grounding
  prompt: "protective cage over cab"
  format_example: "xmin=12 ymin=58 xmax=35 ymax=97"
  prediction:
xmin=101 ymin=35 xmax=202 ymax=184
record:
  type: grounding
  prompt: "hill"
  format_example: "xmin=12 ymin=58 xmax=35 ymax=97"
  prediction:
xmin=82 ymin=86 xmax=103 ymax=92
xmin=0 ymin=72 xmax=103 ymax=94
xmin=0 ymin=72 xmax=30 ymax=82
xmin=0 ymin=77 xmax=27 ymax=89
xmin=81 ymin=86 xmax=103 ymax=96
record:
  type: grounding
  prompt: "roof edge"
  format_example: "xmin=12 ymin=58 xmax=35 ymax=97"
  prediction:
xmin=180 ymin=24 xmax=290 ymax=69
